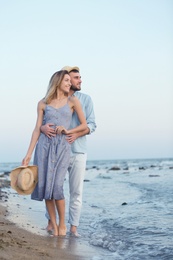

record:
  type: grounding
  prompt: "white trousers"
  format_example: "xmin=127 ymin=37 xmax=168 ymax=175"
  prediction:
xmin=68 ymin=153 xmax=87 ymax=226
xmin=45 ymin=153 xmax=87 ymax=227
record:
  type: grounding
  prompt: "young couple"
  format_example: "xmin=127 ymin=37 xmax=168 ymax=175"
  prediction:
xmin=22 ymin=66 xmax=96 ymax=237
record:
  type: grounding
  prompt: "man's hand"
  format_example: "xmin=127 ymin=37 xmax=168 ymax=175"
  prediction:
xmin=41 ymin=123 xmax=56 ymax=138
xmin=66 ymin=133 xmax=78 ymax=144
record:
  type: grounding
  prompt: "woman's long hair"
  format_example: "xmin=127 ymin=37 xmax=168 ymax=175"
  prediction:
xmin=44 ymin=70 xmax=69 ymax=104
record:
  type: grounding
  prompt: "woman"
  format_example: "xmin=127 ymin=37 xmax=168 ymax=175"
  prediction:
xmin=22 ymin=70 xmax=87 ymax=236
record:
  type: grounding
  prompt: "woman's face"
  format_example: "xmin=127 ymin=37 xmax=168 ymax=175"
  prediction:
xmin=60 ymin=74 xmax=71 ymax=94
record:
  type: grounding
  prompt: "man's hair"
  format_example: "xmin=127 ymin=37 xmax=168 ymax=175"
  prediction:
xmin=69 ymin=69 xmax=79 ymax=73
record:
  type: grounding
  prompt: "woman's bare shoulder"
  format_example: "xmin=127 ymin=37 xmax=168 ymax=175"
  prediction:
xmin=69 ymin=95 xmax=80 ymax=103
xmin=38 ymin=98 xmax=46 ymax=109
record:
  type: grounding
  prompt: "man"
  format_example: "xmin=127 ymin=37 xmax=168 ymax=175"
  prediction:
xmin=41 ymin=66 xmax=96 ymax=236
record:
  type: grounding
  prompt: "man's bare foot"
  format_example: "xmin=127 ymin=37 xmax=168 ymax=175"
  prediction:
xmin=70 ymin=225 xmax=81 ymax=237
xmin=58 ymin=225 xmax=67 ymax=236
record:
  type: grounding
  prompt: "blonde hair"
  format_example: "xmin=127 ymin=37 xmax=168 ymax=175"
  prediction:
xmin=44 ymin=70 xmax=69 ymax=104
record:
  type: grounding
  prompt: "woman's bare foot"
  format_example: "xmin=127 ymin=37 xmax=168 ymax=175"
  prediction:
xmin=58 ymin=225 xmax=67 ymax=236
xmin=46 ymin=220 xmax=53 ymax=233
xmin=52 ymin=225 xmax=59 ymax=237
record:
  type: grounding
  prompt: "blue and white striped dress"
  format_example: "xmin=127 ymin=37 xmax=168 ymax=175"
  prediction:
xmin=31 ymin=103 xmax=72 ymax=201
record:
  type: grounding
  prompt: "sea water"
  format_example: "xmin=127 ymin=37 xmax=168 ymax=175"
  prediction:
xmin=1 ymin=158 xmax=173 ymax=259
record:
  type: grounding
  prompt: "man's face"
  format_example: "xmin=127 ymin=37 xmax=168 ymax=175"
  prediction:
xmin=69 ymin=71 xmax=82 ymax=91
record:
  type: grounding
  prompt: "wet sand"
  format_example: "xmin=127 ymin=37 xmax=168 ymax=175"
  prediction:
xmin=0 ymin=178 xmax=98 ymax=260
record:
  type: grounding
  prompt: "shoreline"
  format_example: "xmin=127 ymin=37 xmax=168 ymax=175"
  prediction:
xmin=0 ymin=179 xmax=100 ymax=260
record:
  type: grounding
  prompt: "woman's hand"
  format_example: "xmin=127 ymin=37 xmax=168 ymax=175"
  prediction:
xmin=22 ymin=156 xmax=31 ymax=166
xmin=55 ymin=126 xmax=69 ymax=135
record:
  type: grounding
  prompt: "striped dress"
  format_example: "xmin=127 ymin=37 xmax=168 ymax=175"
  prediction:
xmin=31 ymin=103 xmax=72 ymax=201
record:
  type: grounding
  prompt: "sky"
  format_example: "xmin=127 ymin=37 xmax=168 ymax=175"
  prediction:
xmin=0 ymin=0 xmax=173 ymax=162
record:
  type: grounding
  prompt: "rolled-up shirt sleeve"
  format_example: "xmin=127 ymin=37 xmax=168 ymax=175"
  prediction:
xmin=70 ymin=92 xmax=96 ymax=153
xmin=85 ymin=95 xmax=97 ymax=134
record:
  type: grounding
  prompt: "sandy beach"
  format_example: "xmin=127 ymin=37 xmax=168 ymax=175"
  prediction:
xmin=0 ymin=178 xmax=98 ymax=260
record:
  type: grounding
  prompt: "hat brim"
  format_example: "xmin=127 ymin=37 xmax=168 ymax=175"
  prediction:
xmin=10 ymin=166 xmax=38 ymax=195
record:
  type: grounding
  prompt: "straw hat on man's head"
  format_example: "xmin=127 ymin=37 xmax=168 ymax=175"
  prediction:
xmin=10 ymin=165 xmax=38 ymax=195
